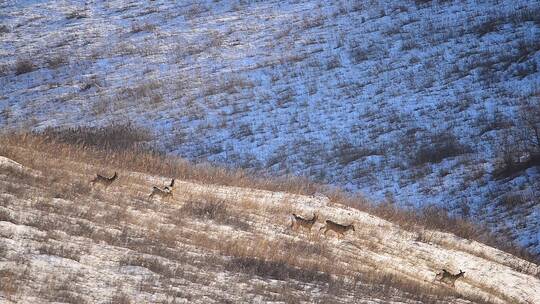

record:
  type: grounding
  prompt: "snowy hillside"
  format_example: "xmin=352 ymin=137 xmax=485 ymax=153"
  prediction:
xmin=1 ymin=0 xmax=539 ymax=254
xmin=1 ymin=135 xmax=540 ymax=303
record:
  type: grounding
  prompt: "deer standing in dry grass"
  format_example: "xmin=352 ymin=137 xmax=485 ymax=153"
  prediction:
xmin=435 ymin=269 xmax=465 ymax=287
xmin=320 ymin=220 xmax=355 ymax=238
xmin=291 ymin=213 xmax=318 ymax=232
xmin=90 ymin=172 xmax=118 ymax=188
xmin=149 ymin=179 xmax=175 ymax=200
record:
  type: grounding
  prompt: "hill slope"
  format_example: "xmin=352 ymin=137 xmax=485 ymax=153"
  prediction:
xmin=1 ymin=0 xmax=539 ymax=253
xmin=1 ymin=136 xmax=539 ymax=303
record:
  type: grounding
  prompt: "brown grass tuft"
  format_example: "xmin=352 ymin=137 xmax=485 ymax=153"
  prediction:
xmin=14 ymin=58 xmax=36 ymax=75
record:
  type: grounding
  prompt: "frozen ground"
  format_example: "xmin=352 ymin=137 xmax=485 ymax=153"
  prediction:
xmin=0 ymin=0 xmax=539 ymax=253
xmin=1 ymin=142 xmax=540 ymax=303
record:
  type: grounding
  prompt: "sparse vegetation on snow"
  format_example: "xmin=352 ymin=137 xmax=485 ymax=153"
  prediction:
xmin=1 ymin=0 xmax=538 ymax=254
xmin=1 ymin=0 xmax=539 ymax=301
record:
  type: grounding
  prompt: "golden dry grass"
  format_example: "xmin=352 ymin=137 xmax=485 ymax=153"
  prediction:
xmin=1 ymin=132 xmax=537 ymax=265
xmin=0 ymin=132 xmax=535 ymax=303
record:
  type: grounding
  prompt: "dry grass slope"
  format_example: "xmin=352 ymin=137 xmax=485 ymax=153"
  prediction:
xmin=8 ymin=129 xmax=539 ymax=265
xmin=0 ymin=133 xmax=539 ymax=303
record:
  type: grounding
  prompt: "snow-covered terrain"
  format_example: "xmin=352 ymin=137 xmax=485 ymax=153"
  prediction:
xmin=1 ymin=0 xmax=539 ymax=254
xmin=1 ymin=138 xmax=540 ymax=303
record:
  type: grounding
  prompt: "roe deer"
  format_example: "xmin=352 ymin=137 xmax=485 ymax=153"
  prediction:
xmin=149 ymin=179 xmax=175 ymax=200
xmin=435 ymin=269 xmax=465 ymax=287
xmin=90 ymin=172 xmax=118 ymax=188
xmin=320 ymin=220 xmax=355 ymax=238
xmin=291 ymin=213 xmax=318 ymax=232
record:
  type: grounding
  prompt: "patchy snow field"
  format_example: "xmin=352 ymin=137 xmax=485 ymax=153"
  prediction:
xmin=0 ymin=0 xmax=539 ymax=254
xmin=1 ymin=141 xmax=540 ymax=303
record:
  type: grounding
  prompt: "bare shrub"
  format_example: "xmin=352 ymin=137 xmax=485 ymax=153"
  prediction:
xmin=326 ymin=56 xmax=342 ymax=70
xmin=372 ymin=202 xmax=479 ymax=241
xmin=110 ymin=291 xmax=132 ymax=304
xmin=232 ymin=123 xmax=253 ymax=139
xmin=477 ymin=107 xmax=514 ymax=135
xmin=0 ymin=25 xmax=9 ymax=34
xmin=117 ymin=80 xmax=163 ymax=101
xmin=508 ymin=7 xmax=540 ymax=25
xmin=0 ymin=164 xmax=38 ymax=186
xmin=38 ymin=273 xmax=88 ymax=304
xmin=180 ymin=197 xmax=249 ymax=231
xmin=0 ymin=244 xmax=6 ymax=257
xmin=514 ymin=61 xmax=538 ymax=79
xmin=48 ymin=180 xmax=91 ymax=201
xmin=0 ymin=269 xmax=20 ymax=300
xmin=15 ymin=58 xmax=36 ymax=75
xmin=369 ymin=200 xmax=539 ymax=265
xmin=181 ymin=198 xmax=226 ymax=220
xmin=131 ymin=22 xmax=156 ymax=33
xmin=0 ymin=208 xmax=14 ymax=223
xmin=493 ymin=98 xmax=540 ymax=178
xmin=25 ymin=214 xmax=63 ymax=232
xmin=401 ymin=39 xmax=420 ymax=51
xmin=40 ymin=123 xmax=152 ymax=152
xmin=119 ymin=255 xmax=178 ymax=278
xmin=274 ymin=27 xmax=291 ymax=40
xmin=0 ymin=63 xmax=10 ymax=77
xmin=46 ymin=55 xmax=68 ymax=69
xmin=499 ymin=192 xmax=527 ymax=209
xmin=411 ymin=132 xmax=471 ymax=166
xmin=349 ymin=47 xmax=369 ymax=64
xmin=49 ymin=290 xmax=88 ymax=304
xmin=207 ymin=30 xmax=225 ymax=48
xmin=516 ymin=98 xmax=540 ymax=153
xmin=419 ymin=205 xmax=479 ymax=239
xmin=352 ymin=271 xmax=472 ymax=303
xmin=333 ymin=140 xmax=380 ymax=166
xmin=203 ymin=76 xmax=254 ymax=97
xmin=185 ymin=4 xmax=208 ymax=18
xmin=383 ymin=25 xmax=401 ymax=36
xmin=414 ymin=0 xmax=434 ymax=7
xmin=217 ymin=235 xmax=336 ymax=284
xmin=66 ymin=10 xmax=87 ymax=19
xmin=475 ymin=16 xmax=502 ymax=37
xmin=225 ymin=256 xmax=330 ymax=283
xmin=38 ymin=244 xmax=85 ymax=262
xmin=302 ymin=15 xmax=325 ymax=29
xmin=415 ymin=228 xmax=435 ymax=243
